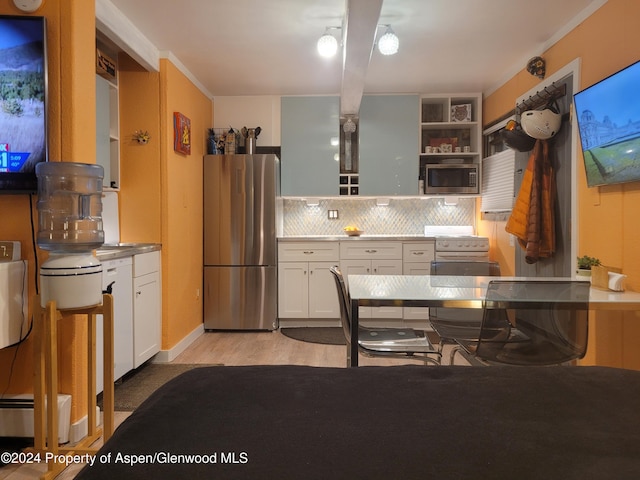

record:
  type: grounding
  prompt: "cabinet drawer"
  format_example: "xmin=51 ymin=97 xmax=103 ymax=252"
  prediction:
xmin=402 ymin=243 xmax=435 ymax=263
xmin=339 ymin=241 xmax=402 ymax=260
xmin=133 ymin=250 xmax=160 ymax=277
xmin=278 ymin=242 xmax=339 ymax=262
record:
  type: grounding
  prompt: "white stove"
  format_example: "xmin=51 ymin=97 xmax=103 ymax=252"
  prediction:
xmin=424 ymin=225 xmax=490 ymax=260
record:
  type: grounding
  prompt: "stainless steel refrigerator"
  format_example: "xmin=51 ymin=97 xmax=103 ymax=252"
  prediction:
xmin=203 ymin=154 xmax=279 ymax=330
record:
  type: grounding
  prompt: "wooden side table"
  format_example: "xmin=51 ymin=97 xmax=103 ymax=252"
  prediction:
xmin=32 ymin=293 xmax=114 ymax=480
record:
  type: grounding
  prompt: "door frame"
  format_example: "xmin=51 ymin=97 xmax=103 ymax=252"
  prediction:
xmin=514 ymin=58 xmax=582 ymax=272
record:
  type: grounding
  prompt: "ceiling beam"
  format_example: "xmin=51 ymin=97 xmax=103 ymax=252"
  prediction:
xmin=340 ymin=0 xmax=383 ymax=117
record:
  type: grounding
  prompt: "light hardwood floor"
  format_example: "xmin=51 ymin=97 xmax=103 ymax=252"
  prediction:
xmin=1 ymin=328 xmax=454 ymax=479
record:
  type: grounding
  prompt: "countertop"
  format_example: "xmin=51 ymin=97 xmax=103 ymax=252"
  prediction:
xmin=278 ymin=235 xmax=436 ymax=242
xmin=95 ymin=243 xmax=161 ymax=261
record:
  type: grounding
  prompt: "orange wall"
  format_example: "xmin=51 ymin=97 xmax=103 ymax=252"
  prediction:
xmin=116 ymin=54 xmax=211 ymax=352
xmin=482 ymin=0 xmax=640 ymax=368
xmin=159 ymin=59 xmax=210 ymax=349
xmin=119 ymin=52 xmax=162 ymax=243
xmin=0 ymin=0 xmax=97 ymax=422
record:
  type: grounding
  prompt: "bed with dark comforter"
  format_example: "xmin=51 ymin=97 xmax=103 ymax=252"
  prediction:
xmin=76 ymin=365 xmax=640 ymax=479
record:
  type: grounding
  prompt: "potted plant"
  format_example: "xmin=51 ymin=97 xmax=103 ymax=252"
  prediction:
xmin=576 ymin=255 xmax=601 ymax=276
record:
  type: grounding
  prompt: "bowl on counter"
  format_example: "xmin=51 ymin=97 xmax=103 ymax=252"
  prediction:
xmin=344 ymin=228 xmax=364 ymax=237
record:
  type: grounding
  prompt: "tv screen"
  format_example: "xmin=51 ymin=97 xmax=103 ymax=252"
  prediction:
xmin=574 ymin=59 xmax=640 ymax=188
xmin=0 ymin=15 xmax=47 ymax=194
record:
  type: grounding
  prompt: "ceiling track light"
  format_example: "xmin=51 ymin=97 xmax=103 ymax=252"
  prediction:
xmin=317 ymin=27 xmax=341 ymax=58
xmin=377 ymin=24 xmax=399 ymax=56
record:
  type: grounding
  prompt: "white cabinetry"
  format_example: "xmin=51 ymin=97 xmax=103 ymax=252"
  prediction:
xmin=402 ymin=242 xmax=435 ymax=323
xmin=96 ymin=75 xmax=120 ymax=189
xmin=96 ymin=257 xmax=133 ymax=395
xmin=419 ymin=93 xmax=482 ymax=194
xmin=278 ymin=242 xmax=340 ymax=323
xmin=132 ymin=251 xmax=161 ymax=368
xmin=339 ymin=241 xmax=403 ymax=320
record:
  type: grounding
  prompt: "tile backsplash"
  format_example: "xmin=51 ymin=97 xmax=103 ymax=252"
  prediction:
xmin=282 ymin=197 xmax=476 ymax=236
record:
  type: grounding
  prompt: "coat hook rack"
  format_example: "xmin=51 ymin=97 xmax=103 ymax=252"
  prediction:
xmin=516 ymin=83 xmax=567 ymax=115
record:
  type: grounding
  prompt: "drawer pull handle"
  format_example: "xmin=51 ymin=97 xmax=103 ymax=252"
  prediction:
xmin=303 ymin=251 xmax=314 ymax=255
xmin=365 ymin=249 xmax=377 ymax=254
xmin=412 ymin=252 xmax=424 ymax=256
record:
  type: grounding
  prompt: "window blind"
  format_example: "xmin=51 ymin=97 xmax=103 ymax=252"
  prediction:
xmin=481 ymin=149 xmax=515 ymax=212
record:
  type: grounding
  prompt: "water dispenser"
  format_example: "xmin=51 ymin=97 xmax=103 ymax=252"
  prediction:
xmin=36 ymin=162 xmax=105 ymax=308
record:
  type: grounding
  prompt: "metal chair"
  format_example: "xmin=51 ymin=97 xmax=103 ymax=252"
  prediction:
xmin=429 ymin=260 xmax=501 ymax=363
xmin=329 ymin=266 xmax=441 ymax=366
xmin=454 ymin=280 xmax=590 ymax=366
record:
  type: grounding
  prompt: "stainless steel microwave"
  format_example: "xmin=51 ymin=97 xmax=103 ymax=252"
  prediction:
xmin=423 ymin=163 xmax=480 ymax=195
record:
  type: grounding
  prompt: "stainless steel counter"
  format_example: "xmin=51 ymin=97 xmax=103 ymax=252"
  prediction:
xmin=278 ymin=235 xmax=435 ymax=242
xmin=95 ymin=243 xmax=161 ymax=261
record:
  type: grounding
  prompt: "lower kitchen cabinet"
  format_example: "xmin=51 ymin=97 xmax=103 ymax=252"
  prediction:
xmin=339 ymin=241 xmax=404 ymax=320
xmin=95 ymin=249 xmax=162 ymax=395
xmin=340 ymin=259 xmax=403 ymax=320
xmin=96 ymin=256 xmax=133 ymax=395
xmin=133 ymin=251 xmax=161 ymax=368
xmin=278 ymin=262 xmax=339 ymax=319
xmin=278 ymin=242 xmax=340 ymax=324
xmin=402 ymin=242 xmax=435 ymax=323
xmin=277 ymin=239 xmax=436 ymax=327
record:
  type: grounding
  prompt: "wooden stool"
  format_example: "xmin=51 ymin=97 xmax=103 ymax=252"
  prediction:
xmin=32 ymin=294 xmax=114 ymax=480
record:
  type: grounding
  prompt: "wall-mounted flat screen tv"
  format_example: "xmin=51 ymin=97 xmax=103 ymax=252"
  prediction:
xmin=0 ymin=15 xmax=47 ymax=194
xmin=574 ymin=59 xmax=640 ymax=188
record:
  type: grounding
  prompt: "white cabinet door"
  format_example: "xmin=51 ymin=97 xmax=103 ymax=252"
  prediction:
xmin=278 ymin=262 xmax=309 ymax=318
xmin=339 ymin=260 xmax=372 ymax=318
xmin=96 ymin=257 xmax=133 ymax=395
xmin=371 ymin=259 xmax=402 ymax=276
xmin=340 ymin=259 xmax=402 ymax=319
xmin=133 ymin=271 xmax=161 ymax=368
xmin=278 ymin=242 xmax=340 ymax=322
xmin=370 ymin=260 xmax=403 ymax=318
xmin=402 ymin=242 xmax=434 ymax=321
xmin=308 ymin=262 xmax=340 ymax=318
xmin=402 ymin=264 xmax=430 ymax=321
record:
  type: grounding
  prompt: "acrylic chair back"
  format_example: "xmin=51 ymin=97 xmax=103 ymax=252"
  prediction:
xmin=329 ymin=266 xmax=352 ymax=346
xmin=476 ymin=280 xmax=590 ymax=365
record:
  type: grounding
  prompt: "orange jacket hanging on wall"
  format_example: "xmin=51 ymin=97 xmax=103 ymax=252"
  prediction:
xmin=505 ymin=139 xmax=555 ymax=263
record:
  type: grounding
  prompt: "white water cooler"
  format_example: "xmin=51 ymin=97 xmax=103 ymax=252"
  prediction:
xmin=36 ymin=162 xmax=105 ymax=309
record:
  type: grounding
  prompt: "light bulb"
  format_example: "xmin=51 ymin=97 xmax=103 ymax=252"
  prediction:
xmin=378 ymin=27 xmax=399 ymax=55
xmin=317 ymin=33 xmax=338 ymax=58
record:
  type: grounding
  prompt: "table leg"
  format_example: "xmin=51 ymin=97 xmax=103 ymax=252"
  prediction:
xmin=349 ymin=299 xmax=359 ymax=367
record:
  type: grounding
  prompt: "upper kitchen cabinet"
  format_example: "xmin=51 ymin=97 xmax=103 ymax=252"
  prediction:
xmin=281 ymin=96 xmax=340 ymax=196
xmin=95 ymin=43 xmax=120 ymax=190
xmin=358 ymin=95 xmax=419 ymax=196
xmin=419 ymin=93 xmax=482 ymax=165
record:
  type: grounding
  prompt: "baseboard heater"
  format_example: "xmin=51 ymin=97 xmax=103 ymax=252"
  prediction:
xmin=0 ymin=394 xmax=71 ymax=444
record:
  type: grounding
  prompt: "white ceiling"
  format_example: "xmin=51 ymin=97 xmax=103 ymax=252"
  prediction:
xmin=105 ymin=0 xmax=604 ymax=98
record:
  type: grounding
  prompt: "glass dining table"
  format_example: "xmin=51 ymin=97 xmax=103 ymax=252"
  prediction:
xmin=346 ymin=274 xmax=640 ymax=367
